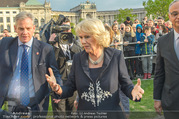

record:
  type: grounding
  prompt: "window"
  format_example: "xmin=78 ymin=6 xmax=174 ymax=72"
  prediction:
xmin=34 ymin=19 xmax=38 ymax=27
xmin=7 ymin=24 xmax=11 ymax=32
xmin=41 ymin=19 xmax=45 ymax=26
xmin=6 ymin=11 xmax=10 ymax=14
xmin=13 ymin=11 xmax=17 ymax=14
xmin=13 ymin=17 xmax=15 ymax=22
xmin=0 ymin=17 xmax=3 ymax=23
xmin=0 ymin=25 xmax=4 ymax=32
xmin=6 ymin=17 xmax=10 ymax=23
xmin=0 ymin=11 xmax=2 ymax=14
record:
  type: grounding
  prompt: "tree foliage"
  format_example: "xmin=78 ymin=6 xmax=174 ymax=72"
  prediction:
xmin=116 ymin=8 xmax=137 ymax=24
xmin=143 ymin=0 xmax=173 ymax=21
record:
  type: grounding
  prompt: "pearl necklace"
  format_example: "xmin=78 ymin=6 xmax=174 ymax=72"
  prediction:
xmin=89 ymin=52 xmax=104 ymax=65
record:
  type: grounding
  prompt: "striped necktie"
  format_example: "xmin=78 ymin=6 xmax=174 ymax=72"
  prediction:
xmin=20 ymin=44 xmax=30 ymax=106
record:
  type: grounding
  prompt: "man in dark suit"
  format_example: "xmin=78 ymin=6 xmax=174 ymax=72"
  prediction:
xmin=154 ymin=1 xmax=179 ymax=119
xmin=50 ymin=18 xmax=82 ymax=117
xmin=0 ymin=11 xmax=62 ymax=118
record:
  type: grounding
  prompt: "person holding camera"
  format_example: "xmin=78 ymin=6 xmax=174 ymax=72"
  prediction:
xmin=0 ymin=29 xmax=12 ymax=40
xmin=111 ymin=23 xmax=123 ymax=50
xmin=50 ymin=18 xmax=82 ymax=118
xmin=120 ymin=23 xmax=126 ymax=36
xmin=155 ymin=24 xmax=168 ymax=40
xmin=0 ymin=11 xmax=62 ymax=118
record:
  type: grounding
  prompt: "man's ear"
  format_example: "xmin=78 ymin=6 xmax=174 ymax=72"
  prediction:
xmin=168 ymin=13 xmax=171 ymax=21
xmin=33 ymin=25 xmax=36 ymax=32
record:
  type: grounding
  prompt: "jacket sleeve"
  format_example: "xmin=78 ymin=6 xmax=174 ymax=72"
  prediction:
xmin=153 ymin=38 xmax=165 ymax=100
xmin=147 ymin=35 xmax=155 ymax=44
xmin=47 ymin=45 xmax=62 ymax=86
xmin=140 ymin=34 xmax=145 ymax=46
xmin=132 ymin=36 xmax=137 ymax=42
xmin=70 ymin=42 xmax=82 ymax=54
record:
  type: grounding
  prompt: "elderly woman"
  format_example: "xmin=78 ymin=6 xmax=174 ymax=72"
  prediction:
xmin=46 ymin=18 xmax=144 ymax=118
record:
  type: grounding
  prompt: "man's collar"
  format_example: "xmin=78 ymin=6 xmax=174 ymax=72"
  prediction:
xmin=18 ymin=37 xmax=34 ymax=47
xmin=174 ymin=30 xmax=179 ymax=41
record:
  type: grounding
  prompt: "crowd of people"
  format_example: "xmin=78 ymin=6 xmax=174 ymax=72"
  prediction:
xmin=105 ymin=15 xmax=173 ymax=80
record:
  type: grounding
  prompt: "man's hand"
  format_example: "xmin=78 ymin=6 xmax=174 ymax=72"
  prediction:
xmin=74 ymin=100 xmax=78 ymax=109
xmin=49 ymin=33 xmax=56 ymax=42
xmin=154 ymin=100 xmax=163 ymax=115
xmin=131 ymin=78 xmax=144 ymax=101
xmin=53 ymin=99 xmax=61 ymax=104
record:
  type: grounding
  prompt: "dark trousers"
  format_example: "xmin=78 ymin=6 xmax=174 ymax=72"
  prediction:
xmin=163 ymin=110 xmax=179 ymax=119
xmin=51 ymin=80 xmax=77 ymax=119
xmin=135 ymin=54 xmax=143 ymax=75
xmin=124 ymin=51 xmax=135 ymax=80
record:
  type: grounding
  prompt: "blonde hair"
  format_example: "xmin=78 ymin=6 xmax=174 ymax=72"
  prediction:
xmin=105 ymin=25 xmax=114 ymax=44
xmin=75 ymin=18 xmax=110 ymax=47
xmin=124 ymin=24 xmax=135 ymax=37
xmin=112 ymin=23 xmax=121 ymax=36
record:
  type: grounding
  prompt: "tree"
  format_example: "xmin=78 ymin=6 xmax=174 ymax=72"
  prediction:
xmin=79 ymin=18 xmax=84 ymax=22
xmin=143 ymin=0 xmax=173 ymax=21
xmin=70 ymin=23 xmax=76 ymax=35
xmin=116 ymin=8 xmax=137 ymax=24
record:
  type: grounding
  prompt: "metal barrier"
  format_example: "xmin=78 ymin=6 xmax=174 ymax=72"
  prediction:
xmin=124 ymin=54 xmax=156 ymax=59
xmin=110 ymin=42 xmax=157 ymax=59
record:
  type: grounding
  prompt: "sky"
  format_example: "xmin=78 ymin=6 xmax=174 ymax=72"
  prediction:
xmin=38 ymin=0 xmax=148 ymax=11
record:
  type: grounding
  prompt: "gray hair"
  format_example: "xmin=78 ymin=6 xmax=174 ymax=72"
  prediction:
xmin=169 ymin=0 xmax=179 ymax=11
xmin=15 ymin=11 xmax=34 ymax=25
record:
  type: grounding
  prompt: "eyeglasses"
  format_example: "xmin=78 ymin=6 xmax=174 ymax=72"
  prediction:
xmin=169 ymin=11 xmax=179 ymax=18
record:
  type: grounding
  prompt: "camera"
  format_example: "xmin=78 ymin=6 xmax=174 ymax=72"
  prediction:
xmin=50 ymin=24 xmax=73 ymax=44
xmin=121 ymin=27 xmax=124 ymax=30
xmin=41 ymin=14 xmax=74 ymax=45
xmin=159 ymin=33 xmax=163 ymax=37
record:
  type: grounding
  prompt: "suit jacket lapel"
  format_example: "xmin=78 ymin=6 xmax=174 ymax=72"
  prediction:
xmin=31 ymin=38 xmax=41 ymax=92
xmin=9 ymin=37 xmax=18 ymax=72
xmin=99 ymin=48 xmax=114 ymax=79
xmin=80 ymin=51 xmax=91 ymax=80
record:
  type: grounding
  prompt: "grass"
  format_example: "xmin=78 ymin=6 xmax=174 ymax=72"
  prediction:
xmin=129 ymin=79 xmax=158 ymax=119
xmin=130 ymin=79 xmax=154 ymax=111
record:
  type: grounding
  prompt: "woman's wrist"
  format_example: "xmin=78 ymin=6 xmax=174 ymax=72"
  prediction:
xmin=55 ymin=84 xmax=62 ymax=94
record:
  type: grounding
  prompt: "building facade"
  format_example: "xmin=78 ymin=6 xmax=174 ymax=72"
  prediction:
xmin=0 ymin=0 xmax=146 ymax=36
xmin=0 ymin=0 xmax=51 ymax=36
xmin=53 ymin=1 xmax=146 ymax=26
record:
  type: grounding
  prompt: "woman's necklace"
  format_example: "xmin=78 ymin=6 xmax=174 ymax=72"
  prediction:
xmin=89 ymin=52 xmax=104 ymax=65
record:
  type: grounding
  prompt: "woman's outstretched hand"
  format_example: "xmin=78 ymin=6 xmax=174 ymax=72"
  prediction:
xmin=131 ymin=78 xmax=144 ymax=101
xmin=46 ymin=68 xmax=62 ymax=95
